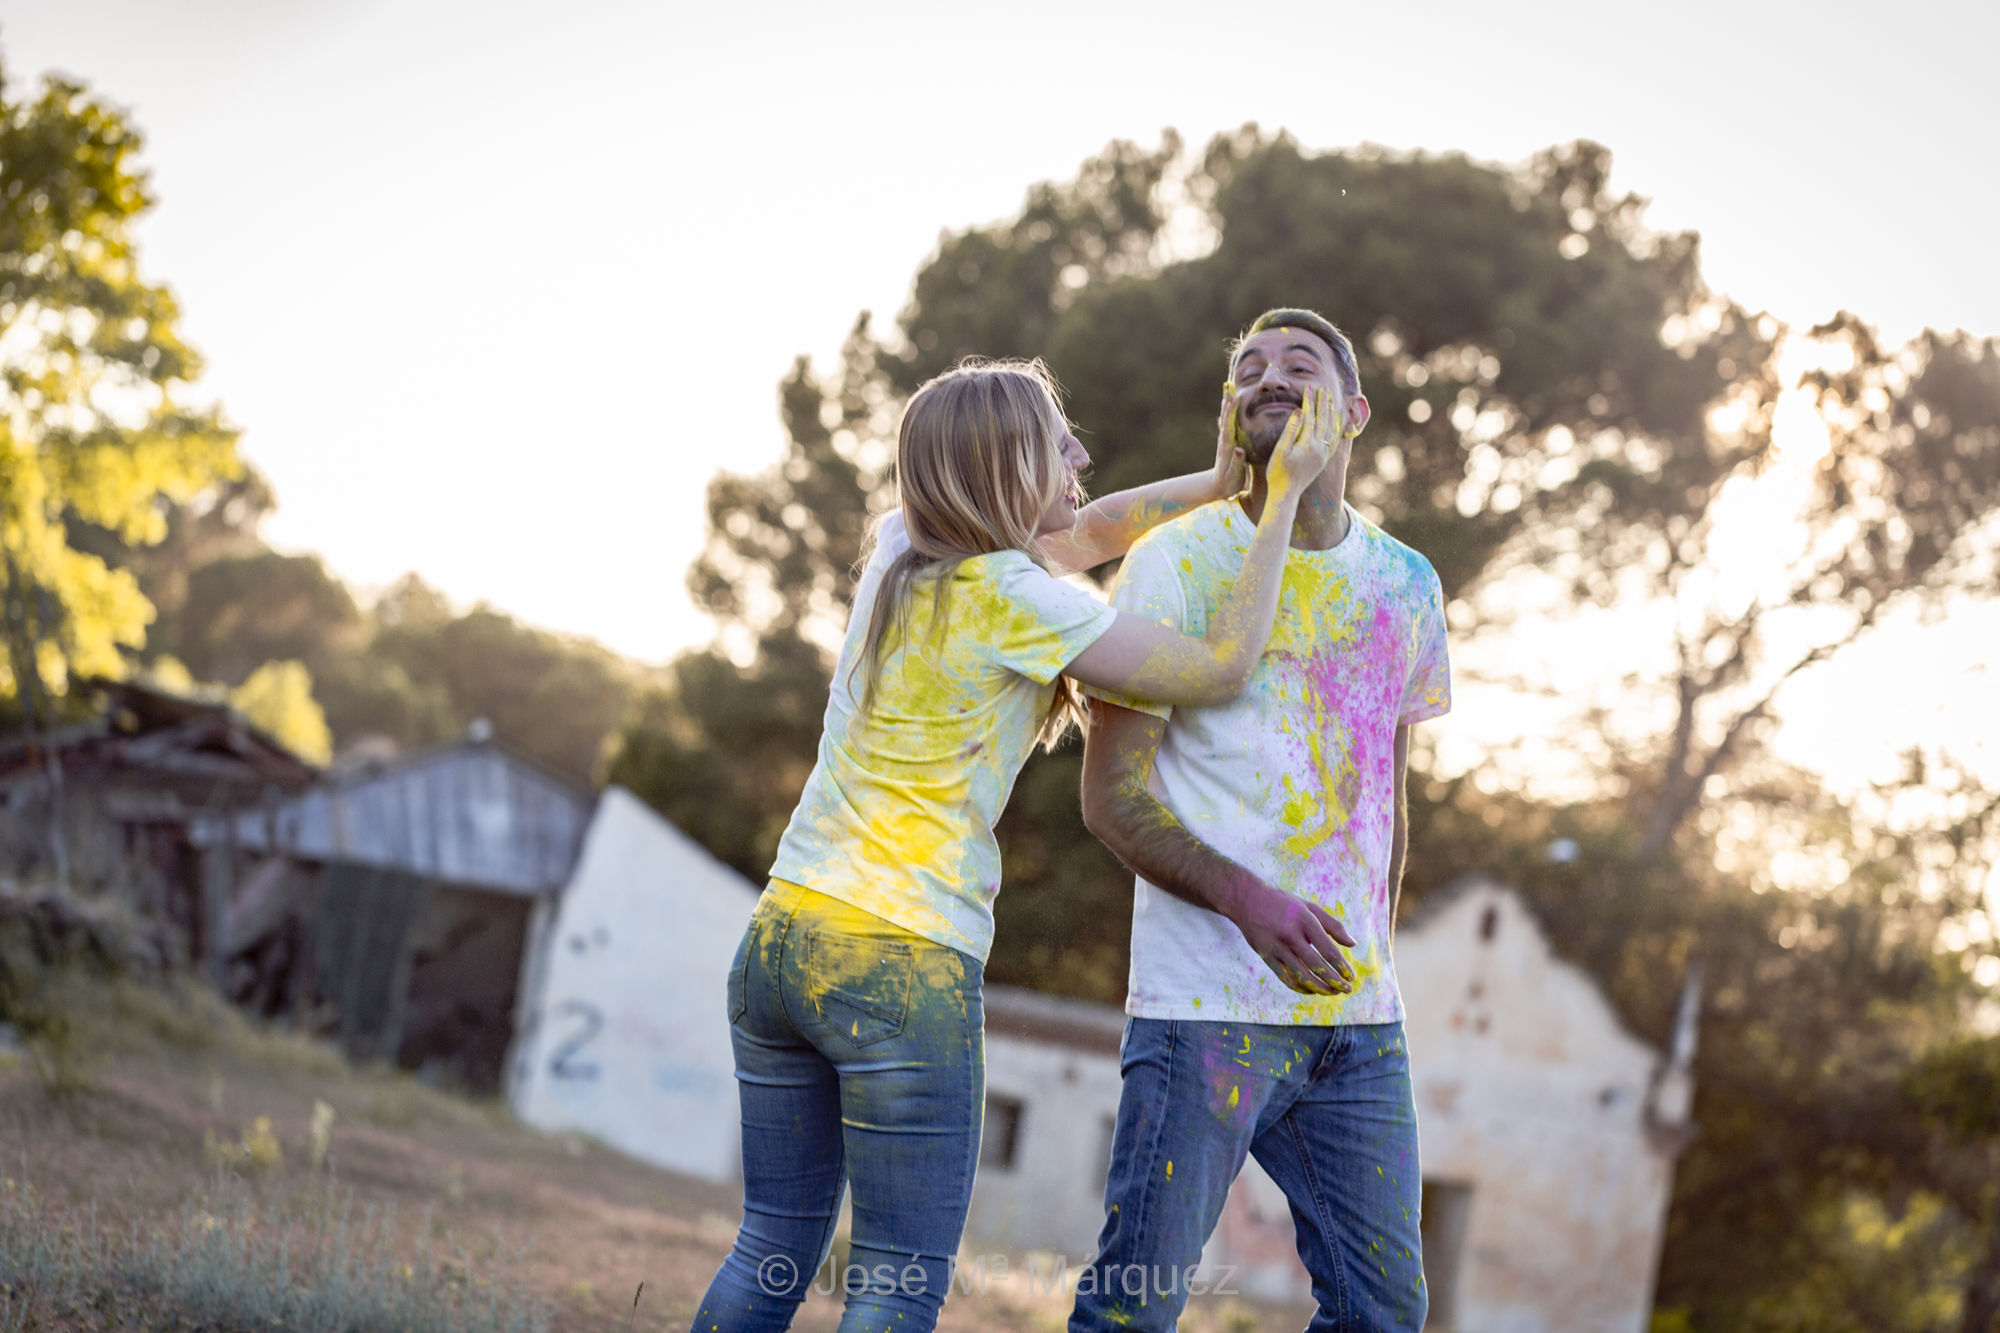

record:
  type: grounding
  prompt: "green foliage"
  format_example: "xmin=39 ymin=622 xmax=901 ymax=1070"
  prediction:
xmin=106 ymin=521 xmax=636 ymax=780
xmin=229 ymin=659 xmax=334 ymax=765
xmin=604 ymin=630 xmax=834 ymax=881
xmin=0 ymin=58 xmax=241 ymax=715
xmin=1046 ymin=134 xmax=1767 ymax=599
xmin=164 ymin=547 xmax=366 ymax=685
xmin=361 ymin=585 xmax=638 ymax=783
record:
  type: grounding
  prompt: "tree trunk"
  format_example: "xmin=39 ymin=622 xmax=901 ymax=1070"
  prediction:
xmin=1962 ymin=1207 xmax=2000 ymax=1333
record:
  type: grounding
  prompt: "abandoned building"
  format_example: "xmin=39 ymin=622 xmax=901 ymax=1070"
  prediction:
xmin=0 ymin=676 xmax=318 ymax=954
xmin=508 ymin=786 xmax=760 ymax=1180
xmin=192 ymin=728 xmax=594 ymax=1089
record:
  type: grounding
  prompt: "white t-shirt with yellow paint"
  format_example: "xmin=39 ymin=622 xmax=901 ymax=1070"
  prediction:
xmin=1087 ymin=500 xmax=1451 ymax=1026
xmin=770 ymin=514 xmax=1117 ymax=962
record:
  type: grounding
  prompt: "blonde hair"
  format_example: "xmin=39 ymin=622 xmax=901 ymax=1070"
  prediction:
xmin=850 ymin=358 xmax=1087 ymax=749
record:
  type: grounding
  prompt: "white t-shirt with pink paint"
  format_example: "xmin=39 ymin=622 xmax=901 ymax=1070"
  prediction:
xmin=1086 ymin=500 xmax=1451 ymax=1026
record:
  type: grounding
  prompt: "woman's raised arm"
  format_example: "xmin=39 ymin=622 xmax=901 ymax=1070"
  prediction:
xmin=1038 ymin=388 xmax=1251 ymax=576
xmin=1063 ymin=388 xmax=1334 ymax=707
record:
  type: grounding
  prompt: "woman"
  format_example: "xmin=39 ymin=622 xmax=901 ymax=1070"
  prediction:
xmin=693 ymin=358 xmax=1336 ymax=1332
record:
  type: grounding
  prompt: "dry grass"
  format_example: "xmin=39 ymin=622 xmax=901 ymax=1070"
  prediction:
xmin=0 ymin=972 xmax=1300 ymax=1331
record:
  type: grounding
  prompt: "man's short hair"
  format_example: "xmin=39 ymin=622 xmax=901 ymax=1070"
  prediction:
xmin=1229 ymin=308 xmax=1362 ymax=400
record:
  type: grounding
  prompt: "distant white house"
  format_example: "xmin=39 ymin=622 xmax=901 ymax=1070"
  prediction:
xmin=507 ymin=786 xmax=759 ymax=1183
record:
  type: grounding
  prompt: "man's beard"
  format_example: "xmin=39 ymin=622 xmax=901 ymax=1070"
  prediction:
xmin=1242 ymin=413 xmax=1289 ymax=465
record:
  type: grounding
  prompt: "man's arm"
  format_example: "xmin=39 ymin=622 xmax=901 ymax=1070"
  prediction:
xmin=1388 ymin=723 xmax=1410 ymax=938
xmin=1080 ymin=699 xmax=1356 ymax=995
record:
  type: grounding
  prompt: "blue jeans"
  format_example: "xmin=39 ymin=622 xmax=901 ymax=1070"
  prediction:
xmin=1070 ymin=1019 xmax=1426 ymax=1332
xmin=692 ymin=880 xmax=985 ymax=1333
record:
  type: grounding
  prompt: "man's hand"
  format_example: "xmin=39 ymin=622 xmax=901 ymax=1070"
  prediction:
xmin=1212 ymin=383 xmax=1250 ymax=500
xmin=1224 ymin=877 xmax=1357 ymax=996
xmin=1265 ymin=386 xmax=1337 ymax=502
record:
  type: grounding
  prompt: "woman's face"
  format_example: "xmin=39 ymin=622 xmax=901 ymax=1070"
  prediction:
xmin=1035 ymin=422 xmax=1092 ymax=536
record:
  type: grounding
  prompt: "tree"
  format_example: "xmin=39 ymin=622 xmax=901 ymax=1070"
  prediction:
xmin=229 ymin=660 xmax=333 ymax=765
xmin=362 ymin=588 xmax=638 ymax=784
xmin=1630 ymin=318 xmax=2000 ymax=856
xmin=0 ymin=58 xmax=241 ymax=722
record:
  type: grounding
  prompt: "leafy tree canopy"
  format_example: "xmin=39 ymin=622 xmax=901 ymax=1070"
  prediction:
xmin=0 ymin=59 xmax=240 ymax=718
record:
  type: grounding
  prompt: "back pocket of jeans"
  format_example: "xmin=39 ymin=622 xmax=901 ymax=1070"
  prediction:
xmin=806 ymin=930 xmax=912 ymax=1048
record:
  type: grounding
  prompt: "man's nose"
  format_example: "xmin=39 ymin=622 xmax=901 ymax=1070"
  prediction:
xmin=1250 ymin=364 xmax=1289 ymax=393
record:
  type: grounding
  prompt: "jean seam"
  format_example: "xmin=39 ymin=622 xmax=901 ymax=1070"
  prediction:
xmin=1283 ymin=1108 xmax=1352 ymax=1330
xmin=1104 ymin=1018 xmax=1177 ymax=1322
xmin=953 ymin=958 xmax=979 ymax=1284
xmin=771 ymin=886 xmax=809 ymax=1035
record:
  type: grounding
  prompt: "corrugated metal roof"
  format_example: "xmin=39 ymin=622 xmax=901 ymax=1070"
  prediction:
xmin=194 ymin=740 xmax=594 ymax=895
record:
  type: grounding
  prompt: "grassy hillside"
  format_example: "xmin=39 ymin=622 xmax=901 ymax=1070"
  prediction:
xmin=0 ymin=973 xmax=1295 ymax=1331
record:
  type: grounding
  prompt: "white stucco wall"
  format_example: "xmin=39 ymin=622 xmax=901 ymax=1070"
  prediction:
xmin=507 ymin=786 xmax=759 ymax=1183
xmin=1395 ymin=880 xmax=1681 ymax=1333
xmin=968 ymin=1031 xmax=1126 ymax=1258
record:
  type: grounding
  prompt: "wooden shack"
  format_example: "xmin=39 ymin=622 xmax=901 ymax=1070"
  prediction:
xmin=0 ymin=677 xmax=318 ymax=957
xmin=194 ymin=730 xmax=594 ymax=1089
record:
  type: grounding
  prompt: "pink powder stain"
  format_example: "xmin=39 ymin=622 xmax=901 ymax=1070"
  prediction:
xmin=1195 ymin=1033 xmax=1258 ymax=1123
xmin=1272 ymin=587 xmax=1414 ymax=945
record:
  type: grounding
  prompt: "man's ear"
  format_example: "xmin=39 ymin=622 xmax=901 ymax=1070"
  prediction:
xmin=1342 ymin=394 xmax=1372 ymax=439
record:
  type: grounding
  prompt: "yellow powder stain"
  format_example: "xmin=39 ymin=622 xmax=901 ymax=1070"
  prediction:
xmin=1165 ymin=1161 xmax=1174 ymax=1180
xmin=784 ymin=884 xmax=969 ymax=1024
xmin=1227 ymin=1085 xmax=1239 ymax=1108
xmin=1278 ymin=712 xmax=1364 ymax=862
xmin=1268 ymin=561 xmax=1355 ymax=657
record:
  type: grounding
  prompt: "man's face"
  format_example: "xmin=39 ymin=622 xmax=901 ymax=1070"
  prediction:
xmin=1231 ymin=327 xmax=1343 ymax=463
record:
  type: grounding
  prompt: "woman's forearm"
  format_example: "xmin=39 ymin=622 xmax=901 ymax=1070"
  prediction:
xmin=1047 ymin=470 xmax=1227 ymax=574
xmin=1066 ymin=488 xmax=1301 ymax=707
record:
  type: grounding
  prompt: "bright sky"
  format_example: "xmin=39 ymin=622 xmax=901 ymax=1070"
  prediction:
xmin=6 ymin=0 xmax=1997 ymax=803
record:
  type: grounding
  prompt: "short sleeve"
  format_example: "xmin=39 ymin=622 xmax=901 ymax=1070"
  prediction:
xmin=874 ymin=509 xmax=910 ymax=560
xmin=1399 ymin=568 xmax=1452 ymax=724
xmin=1077 ymin=533 xmax=1190 ymax=722
xmin=970 ymin=554 xmax=1118 ymax=685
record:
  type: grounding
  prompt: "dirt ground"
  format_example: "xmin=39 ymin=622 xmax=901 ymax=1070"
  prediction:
xmin=0 ymin=982 xmax=1309 ymax=1332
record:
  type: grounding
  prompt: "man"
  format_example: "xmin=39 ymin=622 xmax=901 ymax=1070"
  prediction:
xmin=1069 ymin=308 xmax=1450 ymax=1332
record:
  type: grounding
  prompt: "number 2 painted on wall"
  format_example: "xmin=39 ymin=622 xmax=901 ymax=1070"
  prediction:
xmin=548 ymin=999 xmax=603 ymax=1081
